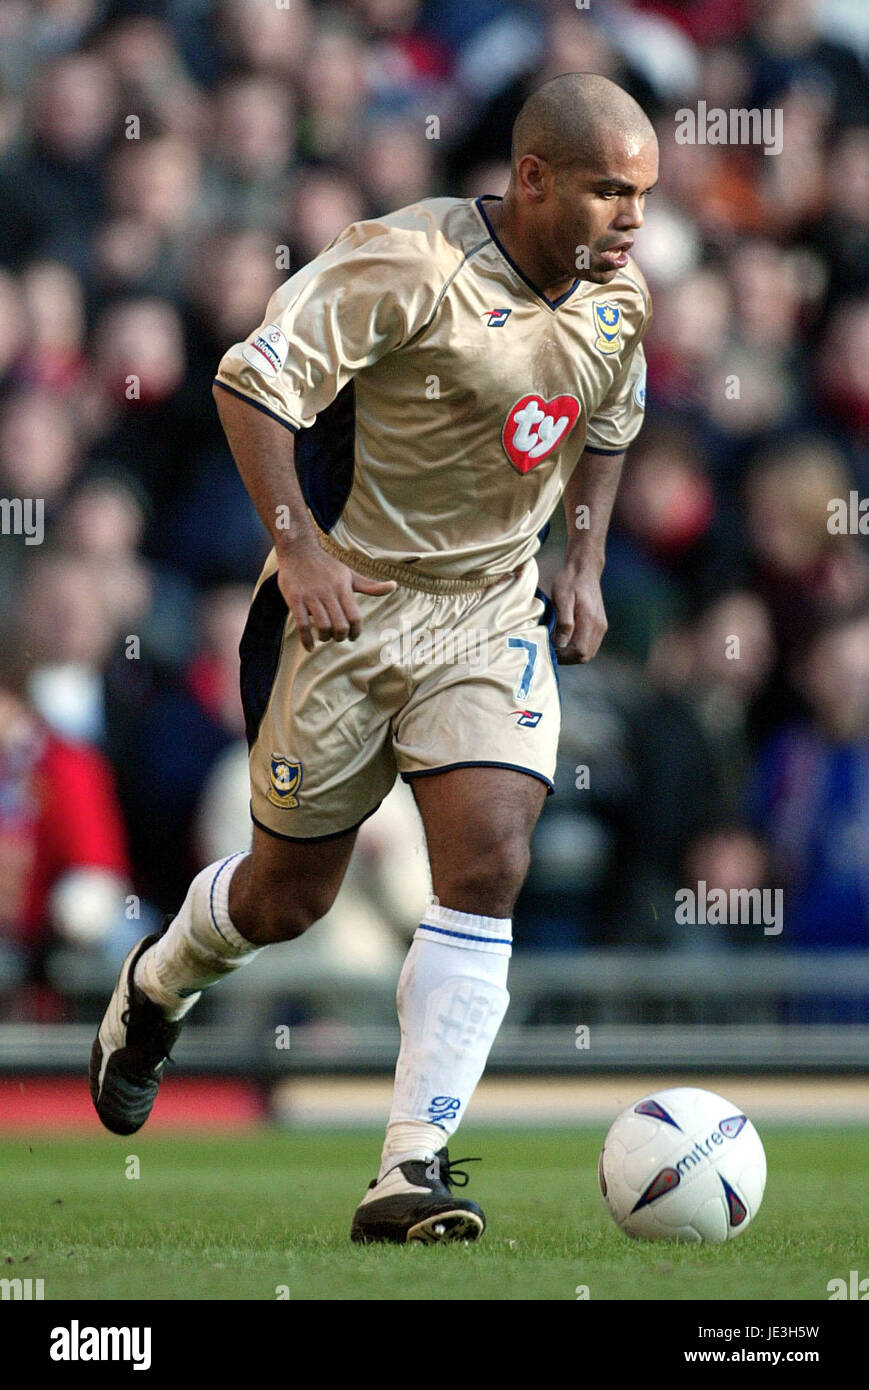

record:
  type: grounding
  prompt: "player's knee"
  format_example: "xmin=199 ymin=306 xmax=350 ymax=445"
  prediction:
xmin=442 ymin=832 xmax=531 ymax=916
xmin=237 ymin=887 xmax=334 ymax=944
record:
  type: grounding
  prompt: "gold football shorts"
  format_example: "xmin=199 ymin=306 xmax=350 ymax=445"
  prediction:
xmin=240 ymin=547 xmax=561 ymax=840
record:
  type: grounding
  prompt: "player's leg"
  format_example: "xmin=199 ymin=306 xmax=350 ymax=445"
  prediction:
xmin=410 ymin=763 xmax=546 ymax=915
xmin=89 ymin=824 xmax=356 ymax=1135
xmin=91 ymin=551 xmax=404 ymax=1136
xmin=352 ymin=560 xmax=558 ymax=1241
xmin=351 ymin=765 xmax=546 ymax=1243
xmin=136 ymin=820 xmax=359 ymax=1010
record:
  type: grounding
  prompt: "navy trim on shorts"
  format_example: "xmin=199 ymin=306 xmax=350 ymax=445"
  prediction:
xmin=583 ymin=445 xmax=626 ymax=456
xmin=535 ymin=585 xmax=561 ymax=702
xmin=250 ymin=802 xmax=383 ymax=843
xmin=213 ymin=379 xmax=300 ymax=433
xmin=401 ymin=761 xmax=554 ymax=794
xmin=238 ymin=573 xmax=289 ymax=750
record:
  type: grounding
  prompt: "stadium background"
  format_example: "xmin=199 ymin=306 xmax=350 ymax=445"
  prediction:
xmin=0 ymin=0 xmax=866 ymax=1153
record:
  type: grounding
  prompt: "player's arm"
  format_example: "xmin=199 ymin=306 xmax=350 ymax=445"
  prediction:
xmin=550 ymin=448 xmax=626 ymax=664
xmin=212 ymin=385 xmax=394 ymax=651
xmin=553 ymin=314 xmax=648 ymax=663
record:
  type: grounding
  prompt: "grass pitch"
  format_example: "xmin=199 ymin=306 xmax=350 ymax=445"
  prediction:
xmin=0 ymin=1127 xmax=866 ymax=1301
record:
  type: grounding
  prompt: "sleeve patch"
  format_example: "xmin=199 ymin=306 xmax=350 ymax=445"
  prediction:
xmin=242 ymin=324 xmax=289 ymax=378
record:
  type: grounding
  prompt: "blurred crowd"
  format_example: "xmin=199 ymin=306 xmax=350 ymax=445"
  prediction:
xmin=0 ymin=0 xmax=867 ymax=1018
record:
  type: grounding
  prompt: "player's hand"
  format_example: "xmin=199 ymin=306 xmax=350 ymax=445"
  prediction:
xmin=551 ymin=563 xmax=608 ymax=664
xmin=276 ymin=542 xmax=396 ymax=652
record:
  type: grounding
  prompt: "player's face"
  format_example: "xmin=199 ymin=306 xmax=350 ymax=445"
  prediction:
xmin=550 ymin=135 xmax=659 ymax=285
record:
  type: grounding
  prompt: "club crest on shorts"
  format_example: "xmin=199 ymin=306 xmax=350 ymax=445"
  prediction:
xmin=267 ymin=754 xmax=303 ymax=808
xmin=593 ymin=302 xmax=622 ymax=355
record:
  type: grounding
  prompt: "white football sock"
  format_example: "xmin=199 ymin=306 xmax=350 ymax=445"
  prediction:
xmin=135 ymin=852 xmax=261 ymax=1019
xmin=378 ymin=899 xmax=511 ymax=1180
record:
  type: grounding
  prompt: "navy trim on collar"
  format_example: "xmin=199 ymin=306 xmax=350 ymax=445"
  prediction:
xmin=474 ymin=195 xmax=583 ymax=311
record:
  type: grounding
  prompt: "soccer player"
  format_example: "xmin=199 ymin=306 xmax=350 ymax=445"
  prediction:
xmin=90 ymin=72 xmax=658 ymax=1244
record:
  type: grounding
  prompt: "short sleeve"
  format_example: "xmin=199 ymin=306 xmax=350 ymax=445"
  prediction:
xmin=213 ymin=223 xmax=440 ymax=431
xmin=584 ymin=339 xmax=648 ymax=455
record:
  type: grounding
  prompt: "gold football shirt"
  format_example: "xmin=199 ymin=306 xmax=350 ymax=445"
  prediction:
xmin=214 ymin=195 xmax=651 ymax=579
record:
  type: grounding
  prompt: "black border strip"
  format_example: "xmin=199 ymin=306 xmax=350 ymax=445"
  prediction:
xmin=250 ymin=802 xmax=383 ymax=843
xmin=401 ymin=760 xmax=554 ymax=793
xmin=213 ymin=378 xmax=300 ymax=433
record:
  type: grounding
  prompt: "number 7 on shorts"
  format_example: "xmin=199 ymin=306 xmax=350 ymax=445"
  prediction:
xmin=508 ymin=636 xmax=538 ymax=701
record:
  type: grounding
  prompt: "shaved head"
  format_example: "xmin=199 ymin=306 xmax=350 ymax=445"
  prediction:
xmin=484 ymin=71 xmax=658 ymax=296
xmin=511 ymin=72 xmax=655 ymax=175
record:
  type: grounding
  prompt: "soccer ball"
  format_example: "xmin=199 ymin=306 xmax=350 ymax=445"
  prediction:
xmin=599 ymin=1086 xmax=766 ymax=1243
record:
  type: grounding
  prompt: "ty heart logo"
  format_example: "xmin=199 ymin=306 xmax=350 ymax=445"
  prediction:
xmin=502 ymin=394 xmax=581 ymax=473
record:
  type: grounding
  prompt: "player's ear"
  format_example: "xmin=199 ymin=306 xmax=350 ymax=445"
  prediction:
xmin=518 ymin=153 xmax=547 ymax=201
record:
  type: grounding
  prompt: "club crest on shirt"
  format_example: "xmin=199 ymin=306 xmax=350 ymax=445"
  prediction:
xmin=593 ymin=302 xmax=622 ymax=355
xmin=502 ymin=393 xmax=581 ymax=473
xmin=267 ymin=754 xmax=303 ymax=808
xmin=243 ymin=323 xmax=289 ymax=378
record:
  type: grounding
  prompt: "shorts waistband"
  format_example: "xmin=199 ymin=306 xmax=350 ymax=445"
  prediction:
xmin=316 ymin=529 xmax=515 ymax=595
